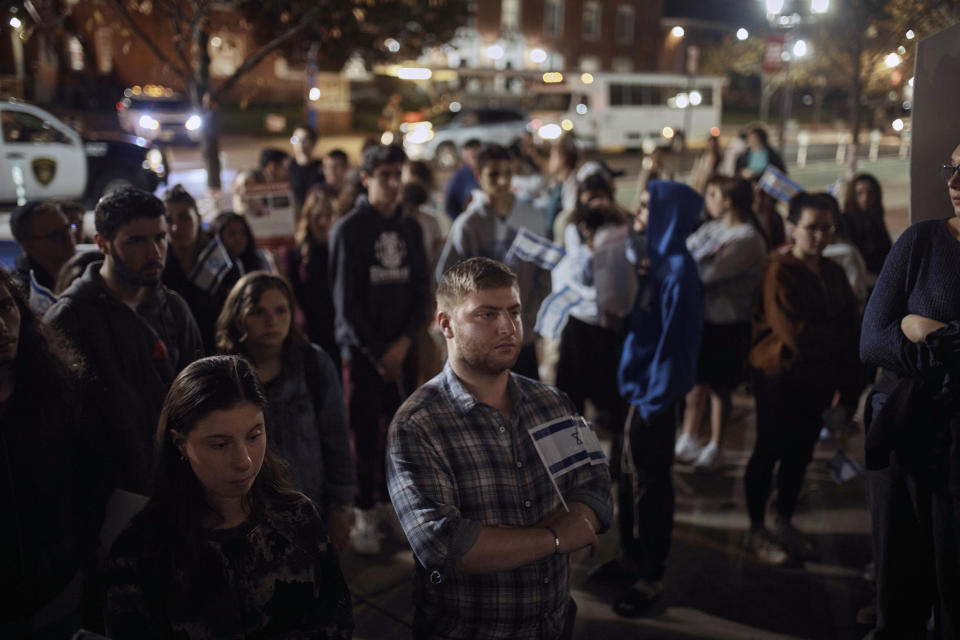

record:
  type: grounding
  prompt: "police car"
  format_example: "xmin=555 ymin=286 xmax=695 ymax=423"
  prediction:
xmin=0 ymin=99 xmax=168 ymax=208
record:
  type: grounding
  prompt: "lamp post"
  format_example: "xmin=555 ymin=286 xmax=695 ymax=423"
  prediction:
xmin=761 ymin=0 xmax=827 ymax=157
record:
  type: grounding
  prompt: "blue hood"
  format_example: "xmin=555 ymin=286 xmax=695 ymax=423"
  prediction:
xmin=618 ymin=180 xmax=704 ymax=420
xmin=645 ymin=180 xmax=703 ymax=262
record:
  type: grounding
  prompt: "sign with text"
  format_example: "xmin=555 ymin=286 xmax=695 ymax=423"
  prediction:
xmin=234 ymin=181 xmax=296 ymax=240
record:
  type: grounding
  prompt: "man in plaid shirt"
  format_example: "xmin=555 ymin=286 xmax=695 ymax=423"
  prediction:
xmin=387 ymin=257 xmax=612 ymax=639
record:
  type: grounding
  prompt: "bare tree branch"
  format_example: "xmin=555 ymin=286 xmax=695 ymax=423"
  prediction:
xmin=210 ymin=1 xmax=327 ymax=101
xmin=106 ymin=0 xmax=190 ymax=80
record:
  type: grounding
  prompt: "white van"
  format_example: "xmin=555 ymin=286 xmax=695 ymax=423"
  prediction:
xmin=529 ymin=72 xmax=725 ymax=151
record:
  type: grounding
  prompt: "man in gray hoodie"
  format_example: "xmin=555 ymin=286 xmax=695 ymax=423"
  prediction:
xmin=436 ymin=144 xmax=550 ymax=380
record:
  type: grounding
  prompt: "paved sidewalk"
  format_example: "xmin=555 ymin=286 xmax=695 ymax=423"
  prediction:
xmin=339 ymin=389 xmax=875 ymax=639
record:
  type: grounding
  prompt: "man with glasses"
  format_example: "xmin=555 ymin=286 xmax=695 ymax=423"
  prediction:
xmin=9 ymin=200 xmax=76 ymax=293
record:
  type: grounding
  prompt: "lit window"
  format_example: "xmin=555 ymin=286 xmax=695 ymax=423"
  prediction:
xmin=501 ymin=0 xmax=520 ymax=31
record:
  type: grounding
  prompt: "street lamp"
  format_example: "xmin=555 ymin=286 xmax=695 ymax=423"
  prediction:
xmin=485 ymin=44 xmax=505 ymax=60
xmin=885 ymin=52 xmax=901 ymax=68
xmin=905 ymin=29 xmax=915 ymax=40
xmin=9 ymin=16 xmax=21 ymax=28
xmin=737 ymin=28 xmax=750 ymax=40
xmin=811 ymin=0 xmax=829 ymax=14
xmin=792 ymin=39 xmax=808 ymax=57
xmin=530 ymin=48 xmax=547 ymax=63
xmin=765 ymin=0 xmax=785 ymax=15
xmin=671 ymin=26 xmax=685 ymax=38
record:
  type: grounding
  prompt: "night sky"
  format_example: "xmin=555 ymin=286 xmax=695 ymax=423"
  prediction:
xmin=664 ymin=0 xmax=765 ymax=26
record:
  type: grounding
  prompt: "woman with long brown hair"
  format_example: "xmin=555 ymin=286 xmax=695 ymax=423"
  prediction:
xmin=286 ymin=186 xmax=339 ymax=370
xmin=104 ymin=355 xmax=353 ymax=638
xmin=216 ymin=272 xmax=355 ymax=552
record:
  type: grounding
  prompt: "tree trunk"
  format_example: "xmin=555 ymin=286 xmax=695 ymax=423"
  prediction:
xmin=192 ymin=24 xmax=222 ymax=191
xmin=201 ymin=110 xmax=223 ymax=191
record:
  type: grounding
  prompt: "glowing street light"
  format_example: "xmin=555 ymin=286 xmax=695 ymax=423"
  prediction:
xmin=793 ymin=39 xmax=808 ymax=58
xmin=397 ymin=67 xmax=432 ymax=80
xmin=885 ymin=52 xmax=901 ymax=68
xmin=530 ymin=48 xmax=547 ymax=63
xmin=485 ymin=44 xmax=505 ymax=60
xmin=736 ymin=28 xmax=749 ymax=41
xmin=811 ymin=0 xmax=829 ymax=14
xmin=384 ymin=38 xmax=400 ymax=53
xmin=308 ymin=87 xmax=321 ymax=101
xmin=765 ymin=0 xmax=785 ymax=14
xmin=671 ymin=26 xmax=685 ymax=38
xmin=9 ymin=16 xmax=22 ymax=28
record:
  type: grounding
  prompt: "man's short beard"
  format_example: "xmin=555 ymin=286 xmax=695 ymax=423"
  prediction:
xmin=109 ymin=242 xmax=161 ymax=288
xmin=458 ymin=347 xmax=518 ymax=377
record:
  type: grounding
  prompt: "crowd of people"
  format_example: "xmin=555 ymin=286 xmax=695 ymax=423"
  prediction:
xmin=2 ymin=120 xmax=959 ymax=640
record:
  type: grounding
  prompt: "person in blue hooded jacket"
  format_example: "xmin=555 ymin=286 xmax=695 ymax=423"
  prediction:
xmin=613 ymin=180 xmax=704 ymax=617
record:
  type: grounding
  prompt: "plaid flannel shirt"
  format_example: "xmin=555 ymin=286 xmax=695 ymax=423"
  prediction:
xmin=387 ymin=364 xmax=612 ymax=639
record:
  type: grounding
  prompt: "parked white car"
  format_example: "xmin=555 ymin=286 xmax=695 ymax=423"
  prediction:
xmin=403 ymin=107 xmax=529 ymax=168
xmin=117 ymin=86 xmax=203 ymax=143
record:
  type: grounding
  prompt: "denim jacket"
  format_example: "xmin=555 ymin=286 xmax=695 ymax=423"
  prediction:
xmin=265 ymin=343 xmax=355 ymax=510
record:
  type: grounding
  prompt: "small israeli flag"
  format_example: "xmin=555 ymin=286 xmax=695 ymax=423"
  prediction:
xmin=505 ymin=227 xmax=566 ymax=271
xmin=827 ymin=449 xmax=863 ymax=484
xmin=28 ymin=270 xmax=57 ymax=315
xmin=529 ymin=416 xmax=607 ymax=509
xmin=534 ymin=285 xmax=584 ymax=340
xmin=190 ymin=237 xmax=235 ymax=295
xmin=758 ymin=166 xmax=804 ymax=203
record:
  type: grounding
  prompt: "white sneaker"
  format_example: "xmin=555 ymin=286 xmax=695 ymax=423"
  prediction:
xmin=693 ymin=442 xmax=720 ymax=470
xmin=350 ymin=508 xmax=382 ymax=555
xmin=744 ymin=528 xmax=789 ymax=566
xmin=674 ymin=433 xmax=702 ymax=463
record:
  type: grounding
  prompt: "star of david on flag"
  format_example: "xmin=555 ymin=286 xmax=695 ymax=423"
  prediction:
xmin=528 ymin=416 xmax=606 ymax=510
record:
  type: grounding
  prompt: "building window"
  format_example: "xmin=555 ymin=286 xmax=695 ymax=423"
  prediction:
xmin=579 ymin=55 xmax=599 ymax=73
xmin=544 ymin=0 xmax=563 ymax=37
xmin=94 ymin=28 xmax=113 ymax=74
xmin=612 ymin=56 xmax=633 ymax=73
xmin=582 ymin=2 xmax=601 ymax=41
xmin=616 ymin=5 xmax=634 ymax=45
xmin=67 ymin=36 xmax=84 ymax=71
xmin=501 ymin=0 xmax=521 ymax=31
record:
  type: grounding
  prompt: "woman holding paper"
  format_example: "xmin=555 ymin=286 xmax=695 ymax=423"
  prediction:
xmin=161 ymin=185 xmax=239 ymax=353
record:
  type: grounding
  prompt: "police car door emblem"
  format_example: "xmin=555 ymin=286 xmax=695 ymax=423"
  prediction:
xmin=31 ymin=157 xmax=57 ymax=186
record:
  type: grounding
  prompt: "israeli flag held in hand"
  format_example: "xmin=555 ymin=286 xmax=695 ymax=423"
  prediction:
xmin=505 ymin=227 xmax=566 ymax=271
xmin=190 ymin=237 xmax=235 ymax=295
xmin=530 ymin=415 xmax=606 ymax=476
xmin=535 ymin=285 xmax=585 ymax=340
xmin=758 ymin=166 xmax=804 ymax=203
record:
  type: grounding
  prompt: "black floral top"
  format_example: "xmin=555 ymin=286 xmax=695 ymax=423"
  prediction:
xmin=105 ymin=494 xmax=353 ymax=639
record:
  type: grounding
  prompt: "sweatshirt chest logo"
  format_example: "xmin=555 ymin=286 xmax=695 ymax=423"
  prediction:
xmin=371 ymin=231 xmax=410 ymax=284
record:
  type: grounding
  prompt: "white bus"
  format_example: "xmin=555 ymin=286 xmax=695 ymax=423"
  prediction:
xmin=529 ymin=72 xmax=726 ymax=151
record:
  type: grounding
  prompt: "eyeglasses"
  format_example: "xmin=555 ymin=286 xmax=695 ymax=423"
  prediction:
xmin=939 ymin=163 xmax=960 ymax=182
xmin=31 ymin=224 xmax=76 ymax=243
